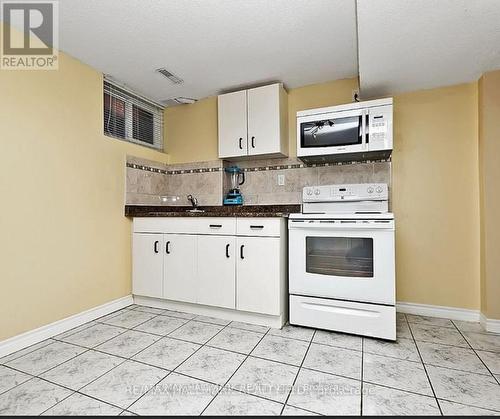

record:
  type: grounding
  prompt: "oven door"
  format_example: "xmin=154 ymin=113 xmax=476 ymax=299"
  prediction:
xmin=289 ymin=219 xmax=395 ymax=305
xmin=297 ymin=109 xmax=367 ymax=158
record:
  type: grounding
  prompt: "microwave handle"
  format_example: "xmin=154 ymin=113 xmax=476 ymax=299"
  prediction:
xmin=362 ymin=110 xmax=368 ymax=147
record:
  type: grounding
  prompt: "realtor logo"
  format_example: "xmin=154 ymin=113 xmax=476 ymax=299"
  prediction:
xmin=1 ymin=1 xmax=59 ymax=70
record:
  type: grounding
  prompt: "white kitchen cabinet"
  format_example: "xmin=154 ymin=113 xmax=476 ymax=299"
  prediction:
xmin=218 ymin=83 xmax=288 ymax=159
xmin=197 ymin=235 xmax=236 ymax=309
xmin=247 ymin=84 xmax=288 ymax=156
xmin=132 ymin=217 xmax=287 ymax=328
xmin=236 ymin=236 xmax=281 ymax=315
xmin=163 ymin=234 xmax=197 ymax=303
xmin=218 ymin=90 xmax=248 ymax=158
xmin=132 ymin=233 xmax=163 ymax=298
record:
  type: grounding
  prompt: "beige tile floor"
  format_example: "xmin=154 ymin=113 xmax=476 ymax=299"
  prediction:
xmin=1 ymin=305 xmax=499 ymax=415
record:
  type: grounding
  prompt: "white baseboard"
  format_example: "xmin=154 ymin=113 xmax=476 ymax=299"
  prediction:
xmin=396 ymin=301 xmax=480 ymax=322
xmin=0 ymin=295 xmax=133 ymax=359
xmin=480 ymin=313 xmax=500 ymax=334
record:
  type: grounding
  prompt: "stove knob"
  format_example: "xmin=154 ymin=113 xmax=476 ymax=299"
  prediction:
xmin=314 ymin=189 xmax=320 ymax=195
xmin=306 ymin=188 xmax=313 ymax=196
xmin=367 ymin=187 xmax=374 ymax=193
xmin=376 ymin=186 xmax=383 ymax=193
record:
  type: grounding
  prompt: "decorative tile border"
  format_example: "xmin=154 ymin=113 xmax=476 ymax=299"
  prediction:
xmin=126 ymin=163 xmax=167 ymax=174
xmin=127 ymin=158 xmax=391 ymax=175
xmin=167 ymin=167 xmax=224 ymax=175
xmin=126 ymin=162 xmax=223 ymax=175
xmin=238 ymin=158 xmax=391 ymax=172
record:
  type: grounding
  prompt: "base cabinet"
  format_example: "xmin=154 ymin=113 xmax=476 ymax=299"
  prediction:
xmin=132 ymin=217 xmax=286 ymax=318
xmin=132 ymin=233 xmax=163 ymax=298
xmin=163 ymin=234 xmax=197 ymax=303
xmin=236 ymin=237 xmax=281 ymax=315
xmin=197 ymin=236 xmax=236 ymax=309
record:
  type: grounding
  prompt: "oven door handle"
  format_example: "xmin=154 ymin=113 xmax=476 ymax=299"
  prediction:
xmin=289 ymin=220 xmax=394 ymax=230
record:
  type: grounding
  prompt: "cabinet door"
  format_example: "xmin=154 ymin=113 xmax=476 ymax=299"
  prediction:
xmin=237 ymin=237 xmax=281 ymax=315
xmin=218 ymin=90 xmax=248 ymax=158
xmin=197 ymin=235 xmax=236 ymax=309
xmin=163 ymin=234 xmax=197 ymax=303
xmin=132 ymin=233 xmax=163 ymax=298
xmin=247 ymin=84 xmax=282 ymax=156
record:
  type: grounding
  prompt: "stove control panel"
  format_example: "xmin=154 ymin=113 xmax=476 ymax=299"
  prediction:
xmin=303 ymin=183 xmax=388 ymax=202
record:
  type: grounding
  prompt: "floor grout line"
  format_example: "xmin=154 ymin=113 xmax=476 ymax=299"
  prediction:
xmin=436 ymin=396 xmax=500 ymax=414
xmin=279 ymin=329 xmax=316 ymax=415
xmin=125 ymin=319 xmax=234 ymax=414
xmin=407 ymin=317 xmax=443 ymax=416
xmin=451 ymin=320 xmax=500 ymax=386
xmin=360 ymin=335 xmax=365 ymax=416
xmin=0 ymin=339 xmax=56 ymax=366
xmin=199 ymin=325 xmax=272 ymax=416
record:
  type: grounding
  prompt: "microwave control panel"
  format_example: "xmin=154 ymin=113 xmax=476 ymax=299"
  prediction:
xmin=303 ymin=183 xmax=388 ymax=202
xmin=368 ymin=105 xmax=393 ymax=145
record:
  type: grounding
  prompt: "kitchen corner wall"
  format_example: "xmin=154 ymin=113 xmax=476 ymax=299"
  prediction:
xmin=163 ymin=79 xmax=482 ymax=313
xmin=392 ymin=83 xmax=480 ymax=312
xmin=478 ymin=70 xmax=500 ymax=320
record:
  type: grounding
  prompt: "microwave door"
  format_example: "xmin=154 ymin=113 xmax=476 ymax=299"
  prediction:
xmin=297 ymin=109 xmax=367 ymax=157
xmin=301 ymin=115 xmax=362 ymax=148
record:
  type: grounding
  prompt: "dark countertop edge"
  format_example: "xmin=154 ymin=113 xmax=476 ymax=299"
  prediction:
xmin=125 ymin=204 xmax=301 ymax=218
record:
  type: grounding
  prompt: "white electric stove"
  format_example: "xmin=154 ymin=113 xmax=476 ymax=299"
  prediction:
xmin=288 ymin=183 xmax=396 ymax=340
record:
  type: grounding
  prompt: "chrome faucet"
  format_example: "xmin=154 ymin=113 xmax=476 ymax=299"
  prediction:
xmin=187 ymin=194 xmax=198 ymax=208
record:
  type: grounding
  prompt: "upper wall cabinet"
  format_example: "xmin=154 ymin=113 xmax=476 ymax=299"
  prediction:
xmin=218 ymin=83 xmax=288 ymax=159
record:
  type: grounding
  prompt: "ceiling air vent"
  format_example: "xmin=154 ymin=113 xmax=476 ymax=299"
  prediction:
xmin=161 ymin=97 xmax=197 ymax=107
xmin=155 ymin=68 xmax=184 ymax=84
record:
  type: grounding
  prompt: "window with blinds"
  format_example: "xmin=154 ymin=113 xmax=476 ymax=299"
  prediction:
xmin=103 ymin=79 xmax=163 ymax=150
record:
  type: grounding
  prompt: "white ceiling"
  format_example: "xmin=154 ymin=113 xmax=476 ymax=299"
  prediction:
xmin=357 ymin=0 xmax=500 ymax=97
xmin=57 ymin=0 xmax=358 ymax=103
xmin=6 ymin=0 xmax=500 ymax=102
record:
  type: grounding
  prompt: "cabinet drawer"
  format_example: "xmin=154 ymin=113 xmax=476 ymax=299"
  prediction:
xmin=290 ymin=295 xmax=396 ymax=341
xmin=134 ymin=217 xmax=200 ymax=234
xmin=236 ymin=218 xmax=282 ymax=237
xmin=197 ymin=217 xmax=236 ymax=235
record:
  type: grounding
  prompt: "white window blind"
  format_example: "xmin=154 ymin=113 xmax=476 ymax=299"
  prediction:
xmin=103 ymin=78 xmax=164 ymax=150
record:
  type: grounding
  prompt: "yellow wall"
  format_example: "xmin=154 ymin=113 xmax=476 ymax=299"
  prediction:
xmin=392 ymin=83 xmax=480 ymax=309
xmin=165 ymin=80 xmax=482 ymax=311
xmin=478 ymin=70 xmax=500 ymax=319
xmin=0 ymin=45 xmax=168 ymax=340
xmin=165 ymin=78 xmax=359 ymax=163
xmin=165 ymin=96 xmax=218 ymax=163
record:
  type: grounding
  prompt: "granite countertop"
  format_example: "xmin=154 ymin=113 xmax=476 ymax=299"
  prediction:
xmin=125 ymin=204 xmax=301 ymax=218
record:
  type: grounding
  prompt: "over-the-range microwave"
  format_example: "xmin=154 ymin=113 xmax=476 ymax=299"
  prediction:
xmin=297 ymin=97 xmax=393 ymax=163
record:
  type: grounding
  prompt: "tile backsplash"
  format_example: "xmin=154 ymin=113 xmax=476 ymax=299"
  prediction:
xmin=125 ymin=155 xmax=391 ymax=207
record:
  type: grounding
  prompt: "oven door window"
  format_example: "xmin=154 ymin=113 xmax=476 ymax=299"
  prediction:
xmin=300 ymin=115 xmax=362 ymax=148
xmin=306 ymin=237 xmax=373 ymax=278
